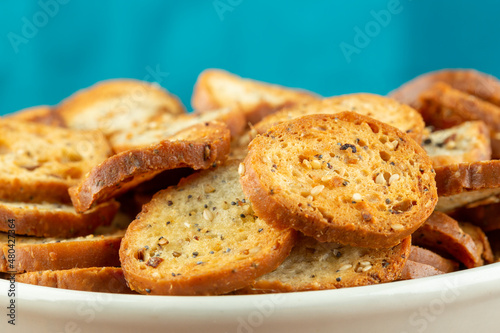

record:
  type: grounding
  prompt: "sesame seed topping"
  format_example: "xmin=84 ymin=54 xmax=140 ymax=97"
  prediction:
xmin=204 ymin=184 xmax=216 ymax=193
xmin=158 ymin=237 xmax=169 ymax=245
xmin=362 ymin=265 xmax=372 ymax=272
xmin=303 ymin=159 xmax=312 ymax=169
xmin=391 ymin=223 xmax=405 ymax=231
xmin=338 ymin=264 xmax=352 ymax=271
xmin=311 ymin=185 xmax=325 ymax=196
xmin=360 ymin=261 xmax=371 ymax=266
xmin=388 ymin=174 xmax=400 ymax=185
xmin=203 ymin=209 xmax=214 ymax=221
xmin=352 ymin=193 xmax=362 ymax=202
xmin=375 ymin=173 xmax=385 ymax=185
xmin=321 ymin=174 xmax=333 ymax=182
xmin=311 ymin=159 xmax=322 ymax=169
xmin=238 ymin=163 xmax=246 ymax=176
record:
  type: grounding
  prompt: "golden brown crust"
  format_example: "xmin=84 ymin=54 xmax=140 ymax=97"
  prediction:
xmin=412 ymin=212 xmax=481 ymax=268
xmin=255 ymin=94 xmax=425 ymax=143
xmin=1 ymin=233 xmax=123 ymax=273
xmin=69 ymin=122 xmax=231 ymax=212
xmin=399 ymin=260 xmax=444 ymax=280
xmin=119 ymin=161 xmax=297 ymax=295
xmin=435 ymin=160 xmax=500 ymax=197
xmin=409 ymin=246 xmax=459 ymax=273
xmin=4 ymin=106 xmax=65 ymax=127
xmin=192 ymin=69 xmax=319 ymax=124
xmin=389 ymin=69 xmax=500 ymax=109
xmin=16 ymin=267 xmax=134 ymax=294
xmin=0 ymin=201 xmax=119 ymax=238
xmin=236 ymin=236 xmax=411 ymax=294
xmin=241 ymin=112 xmax=437 ymax=248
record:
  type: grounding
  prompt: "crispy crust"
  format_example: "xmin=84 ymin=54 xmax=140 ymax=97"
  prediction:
xmin=69 ymin=122 xmax=230 ymax=212
xmin=389 ymin=69 xmax=500 ymax=109
xmin=399 ymin=261 xmax=444 ymax=280
xmin=16 ymin=267 xmax=134 ymax=294
xmin=435 ymin=160 xmax=500 ymax=197
xmin=0 ymin=200 xmax=119 ymax=238
xmin=409 ymin=246 xmax=458 ymax=273
xmin=235 ymin=236 xmax=411 ymax=294
xmin=192 ymin=69 xmax=319 ymax=124
xmin=241 ymin=112 xmax=437 ymax=248
xmin=412 ymin=212 xmax=481 ymax=268
xmin=255 ymin=94 xmax=425 ymax=143
xmin=119 ymin=161 xmax=297 ymax=295
xmin=1 ymin=233 xmax=123 ymax=273
xmin=4 ymin=106 xmax=65 ymax=127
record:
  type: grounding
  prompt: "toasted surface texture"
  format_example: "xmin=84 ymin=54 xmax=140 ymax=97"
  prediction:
xmin=192 ymin=69 xmax=319 ymax=124
xmin=435 ymin=160 xmax=500 ymax=212
xmin=57 ymin=79 xmax=185 ymax=136
xmin=110 ymin=107 xmax=245 ymax=153
xmin=0 ymin=120 xmax=112 ymax=204
xmin=408 ymin=246 xmax=459 ymax=273
xmin=389 ymin=69 xmax=500 ymax=109
xmin=422 ymin=121 xmax=491 ymax=167
xmin=0 ymin=200 xmax=119 ymax=238
xmin=69 ymin=121 xmax=231 ymax=212
xmin=459 ymin=222 xmax=494 ymax=264
xmin=4 ymin=105 xmax=65 ymax=127
xmin=255 ymin=93 xmax=425 ymax=143
xmin=412 ymin=212 xmax=481 ymax=268
xmin=241 ymin=112 xmax=437 ymax=248
xmin=119 ymin=161 xmax=296 ymax=295
xmin=16 ymin=267 xmax=134 ymax=293
xmin=236 ymin=234 xmax=411 ymax=293
xmin=418 ymin=82 xmax=500 ymax=158
xmin=0 ymin=229 xmax=124 ymax=273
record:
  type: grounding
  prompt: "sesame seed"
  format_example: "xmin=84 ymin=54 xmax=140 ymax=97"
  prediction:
xmin=311 ymin=185 xmax=325 ymax=196
xmin=338 ymin=264 xmax=352 ymax=271
xmin=352 ymin=193 xmax=362 ymax=202
xmin=362 ymin=265 xmax=372 ymax=272
xmin=172 ymin=251 xmax=181 ymax=257
xmin=359 ymin=261 xmax=371 ymax=266
xmin=204 ymin=184 xmax=216 ymax=193
xmin=167 ymin=200 xmax=173 ymax=206
xmin=311 ymin=159 xmax=322 ymax=169
xmin=375 ymin=173 xmax=385 ymax=185
xmin=388 ymin=174 xmax=400 ymax=185
xmin=306 ymin=195 xmax=314 ymax=201
xmin=391 ymin=223 xmax=405 ymax=231
xmin=222 ymin=201 xmax=229 ymax=210
xmin=238 ymin=163 xmax=245 ymax=176
xmin=158 ymin=237 xmax=169 ymax=245
xmin=321 ymin=174 xmax=333 ymax=182
xmin=184 ymin=222 xmax=190 ymax=228
xmin=203 ymin=209 xmax=214 ymax=221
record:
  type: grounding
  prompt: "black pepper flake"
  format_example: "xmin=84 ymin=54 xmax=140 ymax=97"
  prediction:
xmin=166 ymin=221 xmax=171 ymax=225
xmin=192 ymin=252 xmax=199 ymax=257
xmin=172 ymin=273 xmax=176 ymax=277
xmin=258 ymin=228 xmax=263 ymax=232
xmin=204 ymin=204 xmax=208 ymax=208
xmin=311 ymin=275 xmax=316 ymax=278
xmin=188 ymin=195 xmax=193 ymax=199
xmin=231 ymin=201 xmax=237 ymax=205
xmin=167 ymin=200 xmax=173 ymax=206
xmin=336 ymin=277 xmax=341 ymax=282
xmin=340 ymin=143 xmax=357 ymax=153
xmin=272 ymin=164 xmax=277 ymax=169
xmin=342 ymin=181 xmax=349 ymax=186
xmin=390 ymin=162 xmax=395 ymax=166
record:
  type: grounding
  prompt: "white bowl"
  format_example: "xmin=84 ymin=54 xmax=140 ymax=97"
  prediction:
xmin=1 ymin=263 xmax=500 ymax=333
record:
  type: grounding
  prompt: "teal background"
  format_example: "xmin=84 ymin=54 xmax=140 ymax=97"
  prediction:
xmin=0 ymin=0 xmax=499 ymax=115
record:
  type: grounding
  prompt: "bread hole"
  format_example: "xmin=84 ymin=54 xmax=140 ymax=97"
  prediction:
xmin=379 ymin=136 xmax=388 ymax=144
xmin=379 ymin=151 xmax=391 ymax=162
xmin=357 ymin=139 xmax=367 ymax=147
xmin=368 ymin=124 xmax=379 ymax=134
xmin=392 ymin=200 xmax=416 ymax=213
xmin=280 ymin=143 xmax=288 ymax=149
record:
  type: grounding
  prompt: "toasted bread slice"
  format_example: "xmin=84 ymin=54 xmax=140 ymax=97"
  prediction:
xmin=0 ymin=120 xmax=112 ymax=204
xmin=435 ymin=160 xmax=500 ymax=212
xmin=229 ymin=128 xmax=258 ymax=160
xmin=255 ymin=94 xmax=425 ymax=143
xmin=412 ymin=212 xmax=481 ymax=268
xmin=192 ymin=69 xmax=319 ymax=124
xmin=110 ymin=107 xmax=245 ymax=153
xmin=69 ymin=121 xmax=230 ymax=212
xmin=399 ymin=261 xmax=444 ymax=280
xmin=241 ymin=112 xmax=437 ymax=248
xmin=422 ymin=121 xmax=491 ymax=167
xmin=459 ymin=222 xmax=494 ymax=264
xmin=409 ymin=246 xmax=459 ymax=273
xmin=0 ymin=200 xmax=119 ymax=238
xmin=57 ymin=79 xmax=185 ymax=136
xmin=418 ymin=82 xmax=500 ymax=158
xmin=234 ymin=234 xmax=410 ymax=294
xmin=119 ymin=160 xmax=296 ymax=295
xmin=16 ymin=267 xmax=134 ymax=294
xmin=451 ymin=201 xmax=500 ymax=232
xmin=4 ymin=105 xmax=65 ymax=127
xmin=389 ymin=69 xmax=500 ymax=109
xmin=0 ymin=229 xmax=124 ymax=273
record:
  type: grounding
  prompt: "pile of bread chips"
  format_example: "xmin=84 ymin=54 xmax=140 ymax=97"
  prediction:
xmin=1 ymin=68 xmax=500 ymax=295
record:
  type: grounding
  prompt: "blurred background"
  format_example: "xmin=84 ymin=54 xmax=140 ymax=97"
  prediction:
xmin=0 ymin=0 xmax=499 ymax=115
